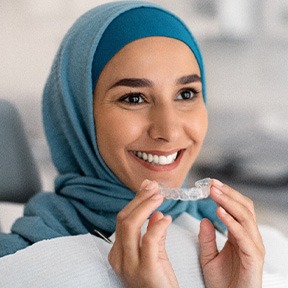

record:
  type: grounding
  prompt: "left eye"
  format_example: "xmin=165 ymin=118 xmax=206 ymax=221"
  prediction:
xmin=120 ymin=93 xmax=145 ymax=104
xmin=176 ymin=89 xmax=196 ymax=100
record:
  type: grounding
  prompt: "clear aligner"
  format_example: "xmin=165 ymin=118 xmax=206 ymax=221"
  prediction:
xmin=158 ymin=178 xmax=211 ymax=201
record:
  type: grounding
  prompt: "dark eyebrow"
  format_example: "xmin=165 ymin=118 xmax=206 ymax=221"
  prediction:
xmin=176 ymin=74 xmax=201 ymax=85
xmin=109 ymin=78 xmax=153 ymax=89
xmin=109 ymin=74 xmax=201 ymax=90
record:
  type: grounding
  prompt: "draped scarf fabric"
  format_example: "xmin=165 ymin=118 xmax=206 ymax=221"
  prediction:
xmin=5 ymin=1 xmax=225 ymax=254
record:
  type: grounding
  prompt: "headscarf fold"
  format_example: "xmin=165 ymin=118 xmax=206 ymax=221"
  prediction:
xmin=7 ymin=1 xmax=224 ymax=253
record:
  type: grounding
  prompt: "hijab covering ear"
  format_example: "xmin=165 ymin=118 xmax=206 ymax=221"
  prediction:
xmin=7 ymin=1 xmax=224 ymax=252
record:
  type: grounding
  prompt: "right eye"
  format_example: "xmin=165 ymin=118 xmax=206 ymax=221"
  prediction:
xmin=120 ymin=93 xmax=145 ymax=105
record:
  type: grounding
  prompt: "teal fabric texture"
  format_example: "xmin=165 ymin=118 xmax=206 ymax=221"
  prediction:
xmin=0 ymin=1 xmax=224 ymax=257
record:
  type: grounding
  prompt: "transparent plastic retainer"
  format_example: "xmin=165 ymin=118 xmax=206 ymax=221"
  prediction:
xmin=158 ymin=178 xmax=211 ymax=201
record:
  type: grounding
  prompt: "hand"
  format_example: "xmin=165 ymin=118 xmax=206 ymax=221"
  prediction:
xmin=198 ymin=179 xmax=265 ymax=288
xmin=108 ymin=180 xmax=179 ymax=288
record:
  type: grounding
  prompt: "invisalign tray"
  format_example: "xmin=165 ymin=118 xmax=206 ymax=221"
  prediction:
xmin=158 ymin=178 xmax=211 ymax=201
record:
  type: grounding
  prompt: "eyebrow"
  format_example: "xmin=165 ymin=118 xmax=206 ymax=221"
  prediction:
xmin=109 ymin=74 xmax=201 ymax=90
xmin=110 ymin=78 xmax=153 ymax=89
xmin=176 ymin=74 xmax=201 ymax=85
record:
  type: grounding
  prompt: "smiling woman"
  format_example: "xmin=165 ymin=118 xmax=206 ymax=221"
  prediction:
xmin=94 ymin=36 xmax=208 ymax=191
xmin=0 ymin=1 xmax=272 ymax=287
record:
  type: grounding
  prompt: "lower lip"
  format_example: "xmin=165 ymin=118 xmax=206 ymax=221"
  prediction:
xmin=130 ymin=150 xmax=184 ymax=172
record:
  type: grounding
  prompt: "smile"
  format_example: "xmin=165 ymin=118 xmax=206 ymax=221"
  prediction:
xmin=132 ymin=151 xmax=178 ymax=165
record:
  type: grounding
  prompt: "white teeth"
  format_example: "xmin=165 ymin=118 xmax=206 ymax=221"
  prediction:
xmin=153 ymin=155 xmax=159 ymax=163
xmin=142 ymin=152 xmax=148 ymax=161
xmin=148 ymin=154 xmax=153 ymax=162
xmin=134 ymin=151 xmax=178 ymax=165
xmin=159 ymin=155 xmax=166 ymax=165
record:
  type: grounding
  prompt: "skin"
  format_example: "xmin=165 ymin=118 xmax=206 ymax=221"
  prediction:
xmin=94 ymin=37 xmax=265 ymax=287
xmin=199 ymin=180 xmax=265 ymax=288
xmin=94 ymin=36 xmax=208 ymax=193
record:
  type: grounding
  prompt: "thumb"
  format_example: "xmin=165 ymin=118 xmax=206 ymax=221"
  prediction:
xmin=147 ymin=211 xmax=164 ymax=229
xmin=198 ymin=219 xmax=218 ymax=268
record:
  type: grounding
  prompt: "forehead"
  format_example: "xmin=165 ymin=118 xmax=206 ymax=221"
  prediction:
xmin=102 ymin=36 xmax=200 ymax=77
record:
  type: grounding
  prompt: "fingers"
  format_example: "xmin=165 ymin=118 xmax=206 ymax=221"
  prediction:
xmin=109 ymin=180 xmax=177 ymax=287
xmin=212 ymin=179 xmax=256 ymax=221
xmin=198 ymin=218 xmax=218 ymax=268
xmin=118 ymin=179 xmax=159 ymax=219
xmin=120 ymin=194 xmax=164 ymax=261
xmin=114 ymin=179 xmax=161 ymax=243
xmin=109 ymin=179 xmax=165 ymax=273
xmin=147 ymin=211 xmax=165 ymax=229
xmin=142 ymin=213 xmax=172 ymax=267
xmin=211 ymin=180 xmax=257 ymax=234
xmin=210 ymin=179 xmax=265 ymax=258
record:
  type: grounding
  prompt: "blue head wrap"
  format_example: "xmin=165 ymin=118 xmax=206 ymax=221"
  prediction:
xmin=8 ymin=1 xmax=224 ymax=250
xmin=91 ymin=6 xmax=207 ymax=100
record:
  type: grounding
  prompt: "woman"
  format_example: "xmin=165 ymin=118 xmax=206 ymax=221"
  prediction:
xmin=0 ymin=1 xmax=265 ymax=287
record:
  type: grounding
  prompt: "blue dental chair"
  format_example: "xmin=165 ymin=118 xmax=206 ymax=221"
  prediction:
xmin=0 ymin=99 xmax=41 ymax=231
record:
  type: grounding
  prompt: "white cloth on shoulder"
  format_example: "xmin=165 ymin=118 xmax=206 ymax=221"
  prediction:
xmin=0 ymin=213 xmax=287 ymax=287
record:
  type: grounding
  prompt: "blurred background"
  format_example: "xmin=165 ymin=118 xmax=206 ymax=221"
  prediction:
xmin=0 ymin=0 xmax=287 ymax=234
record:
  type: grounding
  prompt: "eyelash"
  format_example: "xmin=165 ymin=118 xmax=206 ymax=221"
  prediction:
xmin=119 ymin=93 xmax=145 ymax=105
xmin=176 ymin=88 xmax=200 ymax=101
xmin=119 ymin=88 xmax=201 ymax=105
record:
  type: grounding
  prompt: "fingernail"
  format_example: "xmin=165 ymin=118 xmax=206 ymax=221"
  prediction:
xmin=146 ymin=180 xmax=157 ymax=190
xmin=213 ymin=179 xmax=224 ymax=187
xmin=140 ymin=179 xmax=154 ymax=190
xmin=140 ymin=179 xmax=158 ymax=191
xmin=140 ymin=179 xmax=152 ymax=191
xmin=212 ymin=186 xmax=222 ymax=196
xmin=219 ymin=206 xmax=227 ymax=215
xmin=151 ymin=193 xmax=163 ymax=200
xmin=164 ymin=215 xmax=172 ymax=222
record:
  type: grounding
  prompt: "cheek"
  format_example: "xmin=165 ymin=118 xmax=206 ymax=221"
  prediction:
xmin=95 ymin=111 xmax=143 ymax=158
xmin=96 ymin=116 xmax=121 ymax=154
xmin=188 ymin=106 xmax=208 ymax=142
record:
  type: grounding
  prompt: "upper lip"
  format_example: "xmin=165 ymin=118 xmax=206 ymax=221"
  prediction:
xmin=131 ymin=149 xmax=181 ymax=156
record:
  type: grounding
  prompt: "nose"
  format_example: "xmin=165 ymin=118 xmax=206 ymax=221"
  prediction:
xmin=148 ymin=104 xmax=181 ymax=142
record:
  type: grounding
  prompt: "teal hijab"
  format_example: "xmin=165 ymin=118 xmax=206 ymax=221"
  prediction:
xmin=1 ymin=1 xmax=224 ymax=257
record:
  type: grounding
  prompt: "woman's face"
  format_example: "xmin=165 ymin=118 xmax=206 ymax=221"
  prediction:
xmin=94 ymin=36 xmax=208 ymax=193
